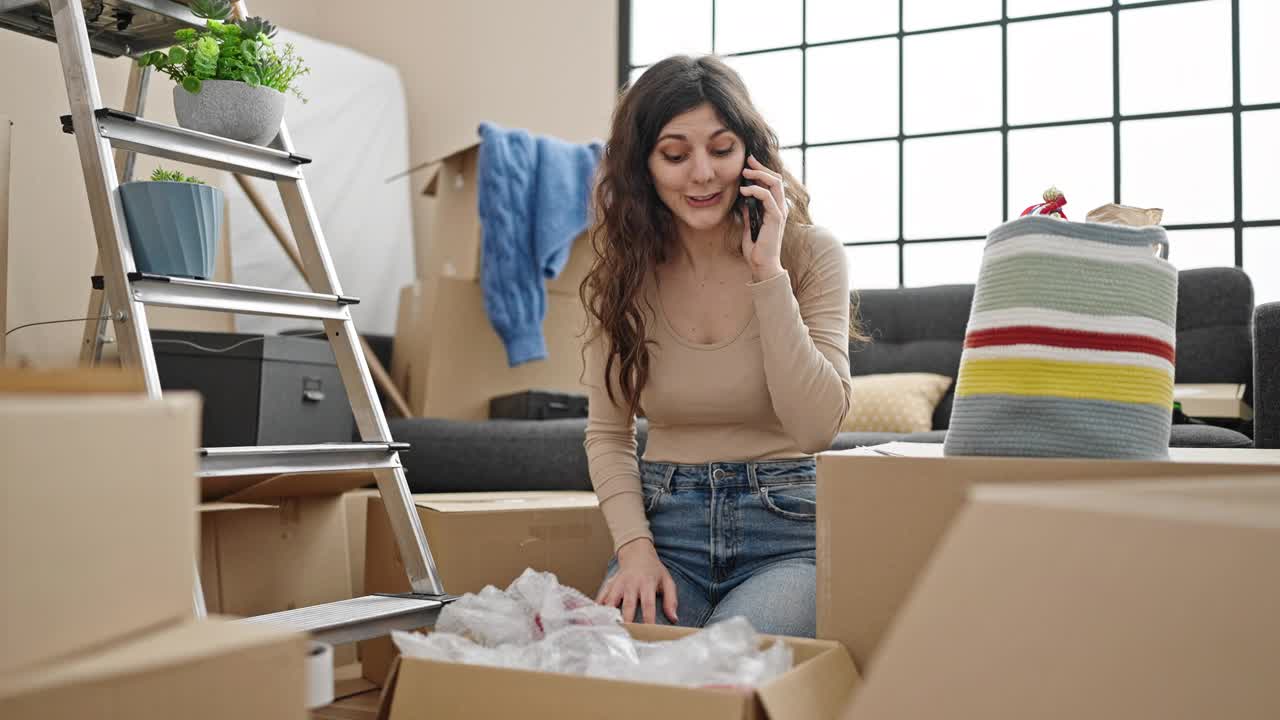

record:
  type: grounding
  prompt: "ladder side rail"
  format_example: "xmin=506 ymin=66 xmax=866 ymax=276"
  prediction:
xmin=51 ymin=0 xmax=158 ymax=393
xmin=272 ymin=124 xmax=444 ymax=597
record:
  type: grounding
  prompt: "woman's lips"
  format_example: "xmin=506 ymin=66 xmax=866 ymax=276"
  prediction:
xmin=686 ymin=191 xmax=723 ymax=208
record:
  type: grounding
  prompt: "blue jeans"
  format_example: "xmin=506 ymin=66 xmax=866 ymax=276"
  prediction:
xmin=604 ymin=458 xmax=818 ymax=637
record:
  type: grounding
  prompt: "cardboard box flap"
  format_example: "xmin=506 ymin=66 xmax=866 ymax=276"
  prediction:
xmin=206 ymin=471 xmax=376 ymax=503
xmin=381 ymin=653 xmax=750 ymax=720
xmin=415 ymin=491 xmax=599 ymax=514
xmin=842 ymin=480 xmax=1280 ymax=720
xmin=757 ymin=640 xmax=860 ymax=720
xmin=199 ymin=502 xmax=278 ymax=514
xmin=0 ymin=618 xmax=302 ymax=700
xmin=0 ymin=367 xmax=144 ymax=393
xmin=389 ymin=139 xmax=480 ymax=196
xmin=971 ymin=476 xmax=1280 ymax=522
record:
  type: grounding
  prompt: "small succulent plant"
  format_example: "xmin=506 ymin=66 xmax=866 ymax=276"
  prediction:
xmin=236 ymin=15 xmax=278 ymax=39
xmin=188 ymin=0 xmax=231 ymax=21
xmin=150 ymin=167 xmax=206 ymax=184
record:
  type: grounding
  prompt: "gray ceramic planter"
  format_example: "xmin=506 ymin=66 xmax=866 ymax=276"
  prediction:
xmin=118 ymin=181 xmax=224 ymax=279
xmin=173 ymin=79 xmax=286 ymax=146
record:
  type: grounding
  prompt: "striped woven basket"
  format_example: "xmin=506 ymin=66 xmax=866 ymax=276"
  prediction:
xmin=944 ymin=215 xmax=1176 ymax=459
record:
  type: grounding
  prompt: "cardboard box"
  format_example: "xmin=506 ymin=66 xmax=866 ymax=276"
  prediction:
xmin=389 ymin=282 xmax=422 ymax=398
xmin=344 ymin=489 xmax=382 ymax=599
xmin=313 ymin=688 xmax=383 ymax=720
xmin=1 ymin=393 xmax=199 ymax=676
xmin=842 ymin=478 xmax=1280 ymax=719
xmin=199 ymin=497 xmax=352 ymax=617
xmin=360 ymin=491 xmax=614 ymax=685
xmin=417 ymin=142 xmax=594 ymax=293
xmin=407 ymin=276 xmax=589 ymax=419
xmin=378 ymin=624 xmax=859 ymax=720
xmin=816 ymin=445 xmax=1280 ymax=671
xmin=0 ymin=618 xmax=307 ymax=720
xmin=1175 ymin=382 xmax=1252 ymax=419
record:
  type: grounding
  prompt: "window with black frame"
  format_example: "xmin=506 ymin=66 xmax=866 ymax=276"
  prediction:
xmin=620 ymin=0 xmax=1280 ymax=304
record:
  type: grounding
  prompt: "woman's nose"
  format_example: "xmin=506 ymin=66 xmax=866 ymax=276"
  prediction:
xmin=690 ymin=150 xmax=716 ymax=184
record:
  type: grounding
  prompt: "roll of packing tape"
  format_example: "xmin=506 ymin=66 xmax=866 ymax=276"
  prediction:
xmin=305 ymin=642 xmax=335 ymax=709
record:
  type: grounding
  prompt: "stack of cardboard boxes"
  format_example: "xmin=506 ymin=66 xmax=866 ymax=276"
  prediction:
xmin=0 ymin=376 xmax=308 ymax=719
xmin=391 ymin=142 xmax=597 ymax=420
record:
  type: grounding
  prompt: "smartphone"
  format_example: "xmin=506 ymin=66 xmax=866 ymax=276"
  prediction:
xmin=739 ymin=174 xmax=764 ymax=243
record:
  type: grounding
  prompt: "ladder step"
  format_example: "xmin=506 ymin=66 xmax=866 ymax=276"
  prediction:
xmin=92 ymin=272 xmax=359 ymax=320
xmin=61 ymin=108 xmax=310 ymax=180
xmin=199 ymin=442 xmax=410 ymax=478
xmin=1 ymin=0 xmax=203 ymax=58
xmin=241 ymin=595 xmax=444 ymax=646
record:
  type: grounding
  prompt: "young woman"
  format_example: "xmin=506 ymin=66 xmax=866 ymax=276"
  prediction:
xmin=581 ymin=54 xmax=856 ymax=638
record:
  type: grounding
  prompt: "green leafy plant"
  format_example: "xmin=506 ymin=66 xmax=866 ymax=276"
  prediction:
xmin=150 ymin=167 xmax=206 ymax=184
xmin=136 ymin=4 xmax=308 ymax=99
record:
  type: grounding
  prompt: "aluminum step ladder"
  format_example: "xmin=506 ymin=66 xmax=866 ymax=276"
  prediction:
xmin=7 ymin=0 xmax=451 ymax=646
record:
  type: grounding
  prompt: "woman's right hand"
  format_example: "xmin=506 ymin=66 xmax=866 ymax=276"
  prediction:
xmin=596 ymin=538 xmax=679 ymax=624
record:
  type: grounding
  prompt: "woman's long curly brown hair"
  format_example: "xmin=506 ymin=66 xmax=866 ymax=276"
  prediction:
xmin=580 ymin=55 xmax=847 ymax=419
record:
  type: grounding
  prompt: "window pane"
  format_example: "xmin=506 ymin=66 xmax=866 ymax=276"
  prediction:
xmin=1166 ymin=229 xmax=1235 ymax=271
xmin=904 ymin=26 xmax=1001 ymax=134
xmin=1008 ymin=0 xmax=1109 ymax=17
xmin=808 ymin=141 xmax=899 ymax=244
xmin=1120 ymin=114 xmax=1233 ymax=225
xmin=903 ymin=0 xmax=1000 ymax=32
xmin=1243 ymin=110 xmax=1280 ymax=221
xmin=779 ymin=147 xmax=804 ymax=182
xmin=1008 ymin=123 xmax=1113 ymax=224
xmin=714 ymin=0 xmax=802 ymax=54
xmin=1245 ymin=228 xmax=1280 ymax=306
xmin=904 ymin=132 xmax=1002 ymax=239
xmin=628 ymin=66 xmax=648 ymax=87
xmin=1008 ymin=13 xmax=1112 ymax=125
xmin=724 ymin=50 xmax=804 ymax=146
xmin=807 ymin=0 xmax=899 ymax=43
xmin=904 ymin=240 xmax=985 ymax=286
xmin=631 ymin=0 xmax=713 ymax=66
xmin=807 ymin=39 xmax=899 ymax=143
xmin=1241 ymin=0 xmax=1280 ymax=104
xmin=1119 ymin=0 xmax=1232 ymax=115
xmin=846 ymin=244 xmax=900 ymax=289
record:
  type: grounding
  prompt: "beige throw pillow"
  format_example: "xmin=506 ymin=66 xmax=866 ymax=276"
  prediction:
xmin=841 ymin=373 xmax=954 ymax=434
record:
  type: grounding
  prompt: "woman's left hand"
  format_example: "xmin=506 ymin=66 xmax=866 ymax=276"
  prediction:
xmin=739 ymin=154 xmax=788 ymax=282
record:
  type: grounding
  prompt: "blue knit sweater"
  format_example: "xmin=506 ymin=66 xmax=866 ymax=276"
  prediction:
xmin=476 ymin=122 xmax=603 ymax=366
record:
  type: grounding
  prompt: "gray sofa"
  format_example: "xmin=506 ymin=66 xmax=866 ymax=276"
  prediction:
xmin=388 ymin=267 xmax=1279 ymax=493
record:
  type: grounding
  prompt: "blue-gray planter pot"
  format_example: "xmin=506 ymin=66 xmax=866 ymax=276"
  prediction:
xmin=118 ymin=181 xmax=224 ymax=279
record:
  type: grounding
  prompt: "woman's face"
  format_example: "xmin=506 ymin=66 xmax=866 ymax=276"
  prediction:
xmin=648 ymin=103 xmax=747 ymax=235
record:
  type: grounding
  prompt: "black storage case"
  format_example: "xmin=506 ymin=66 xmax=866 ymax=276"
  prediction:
xmin=488 ymin=389 xmax=589 ymax=420
xmin=151 ymin=329 xmax=355 ymax=447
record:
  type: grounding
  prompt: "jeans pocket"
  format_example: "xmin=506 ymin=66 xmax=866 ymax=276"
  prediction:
xmin=759 ymin=482 xmax=817 ymax=521
xmin=642 ymin=483 xmax=666 ymax=513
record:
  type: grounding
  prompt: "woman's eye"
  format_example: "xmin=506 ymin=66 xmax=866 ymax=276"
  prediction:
xmin=712 ymin=146 xmax=735 ymax=157
xmin=664 ymin=153 xmax=687 ymax=163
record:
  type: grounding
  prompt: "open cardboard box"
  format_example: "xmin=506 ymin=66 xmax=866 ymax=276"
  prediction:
xmin=0 ymin=618 xmax=307 ymax=720
xmin=359 ymin=491 xmax=614 ymax=685
xmin=413 ymin=141 xmax=594 ymax=291
xmin=842 ymin=476 xmax=1280 ymax=719
xmin=1 ymin=390 xmax=199 ymax=676
xmin=403 ymin=275 xmax=589 ymax=419
xmin=198 ymin=471 xmax=377 ymax=670
xmin=376 ymin=624 xmax=859 ymax=720
xmin=817 ymin=443 xmax=1280 ymax=671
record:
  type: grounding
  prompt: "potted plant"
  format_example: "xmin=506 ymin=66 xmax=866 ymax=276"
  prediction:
xmin=118 ymin=168 xmax=224 ymax=279
xmin=137 ymin=0 xmax=308 ymax=146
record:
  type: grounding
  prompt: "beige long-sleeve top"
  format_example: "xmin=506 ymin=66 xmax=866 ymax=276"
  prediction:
xmin=583 ymin=224 xmax=853 ymax=552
